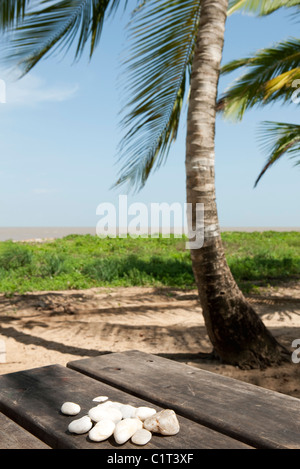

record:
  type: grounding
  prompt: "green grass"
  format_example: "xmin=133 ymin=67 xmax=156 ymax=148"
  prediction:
xmin=0 ymin=231 xmax=299 ymax=294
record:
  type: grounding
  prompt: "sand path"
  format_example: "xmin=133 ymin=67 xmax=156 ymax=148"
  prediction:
xmin=0 ymin=282 xmax=300 ymax=398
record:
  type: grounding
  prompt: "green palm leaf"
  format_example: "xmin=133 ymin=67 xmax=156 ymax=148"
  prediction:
xmin=255 ymin=121 xmax=300 ymax=186
xmin=115 ymin=0 xmax=201 ymax=192
xmin=218 ymin=39 xmax=300 ymax=120
xmin=0 ymin=0 xmax=30 ymax=29
xmin=3 ymin=0 xmax=128 ymax=74
xmin=222 ymin=1 xmax=300 ymax=186
xmin=228 ymin=0 xmax=300 ymax=16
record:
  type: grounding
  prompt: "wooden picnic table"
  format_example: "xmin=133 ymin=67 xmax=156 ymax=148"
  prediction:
xmin=0 ymin=350 xmax=299 ymax=450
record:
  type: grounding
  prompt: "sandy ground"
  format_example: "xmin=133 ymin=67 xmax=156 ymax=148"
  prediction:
xmin=0 ymin=282 xmax=300 ymax=398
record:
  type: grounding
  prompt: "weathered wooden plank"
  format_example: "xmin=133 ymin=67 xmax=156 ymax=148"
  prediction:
xmin=0 ymin=412 xmax=50 ymax=449
xmin=0 ymin=364 xmax=251 ymax=449
xmin=67 ymin=350 xmax=300 ymax=449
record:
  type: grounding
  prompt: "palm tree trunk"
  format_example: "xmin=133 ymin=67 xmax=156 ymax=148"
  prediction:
xmin=185 ymin=0 xmax=289 ymax=369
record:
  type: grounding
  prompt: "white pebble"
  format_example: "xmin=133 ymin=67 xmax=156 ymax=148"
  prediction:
xmin=88 ymin=405 xmax=122 ymax=423
xmin=68 ymin=416 xmax=93 ymax=434
xmin=96 ymin=400 xmax=114 ymax=409
xmin=108 ymin=401 xmax=123 ymax=409
xmin=88 ymin=419 xmax=115 ymax=442
xmin=99 ymin=400 xmax=122 ymax=410
xmin=131 ymin=429 xmax=152 ymax=446
xmin=92 ymin=396 xmax=109 ymax=403
xmin=114 ymin=418 xmax=140 ymax=445
xmin=143 ymin=409 xmax=180 ymax=436
xmin=131 ymin=418 xmax=143 ymax=430
xmin=106 ymin=407 xmax=123 ymax=423
xmin=135 ymin=406 xmax=157 ymax=421
xmin=119 ymin=404 xmax=136 ymax=419
xmin=61 ymin=402 xmax=81 ymax=416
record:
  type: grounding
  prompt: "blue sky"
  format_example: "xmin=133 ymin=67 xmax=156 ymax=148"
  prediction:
xmin=0 ymin=2 xmax=299 ymax=228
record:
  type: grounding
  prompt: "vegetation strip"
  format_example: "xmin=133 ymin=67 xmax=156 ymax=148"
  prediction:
xmin=0 ymin=232 xmax=298 ymax=295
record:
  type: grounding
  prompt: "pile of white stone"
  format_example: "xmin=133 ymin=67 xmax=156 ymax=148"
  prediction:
xmin=61 ymin=395 xmax=180 ymax=446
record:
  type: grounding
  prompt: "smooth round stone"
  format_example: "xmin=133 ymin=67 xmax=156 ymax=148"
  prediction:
xmin=119 ymin=404 xmax=136 ymax=419
xmin=108 ymin=401 xmax=123 ymax=409
xmin=131 ymin=418 xmax=143 ymax=431
xmin=61 ymin=402 xmax=81 ymax=416
xmin=88 ymin=405 xmax=122 ymax=423
xmin=97 ymin=401 xmax=123 ymax=411
xmin=143 ymin=409 xmax=180 ymax=436
xmin=114 ymin=418 xmax=140 ymax=445
xmin=92 ymin=396 xmax=109 ymax=403
xmin=96 ymin=400 xmax=114 ymax=409
xmin=131 ymin=429 xmax=152 ymax=446
xmin=99 ymin=401 xmax=123 ymax=410
xmin=105 ymin=407 xmax=123 ymax=423
xmin=135 ymin=406 xmax=157 ymax=421
xmin=68 ymin=416 xmax=93 ymax=434
xmin=88 ymin=419 xmax=115 ymax=442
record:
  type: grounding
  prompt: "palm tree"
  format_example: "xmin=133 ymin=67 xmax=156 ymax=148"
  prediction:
xmin=0 ymin=0 xmax=290 ymax=368
xmin=220 ymin=1 xmax=300 ymax=185
xmin=182 ymin=1 xmax=289 ymax=369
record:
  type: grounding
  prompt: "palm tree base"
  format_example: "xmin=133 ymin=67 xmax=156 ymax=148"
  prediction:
xmin=198 ymin=344 xmax=290 ymax=370
xmin=201 ymin=298 xmax=291 ymax=370
xmin=213 ymin=345 xmax=290 ymax=370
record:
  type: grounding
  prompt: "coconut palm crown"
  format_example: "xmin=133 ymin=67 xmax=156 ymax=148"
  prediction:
xmin=221 ymin=0 xmax=300 ymax=186
xmin=1 ymin=0 xmax=299 ymax=190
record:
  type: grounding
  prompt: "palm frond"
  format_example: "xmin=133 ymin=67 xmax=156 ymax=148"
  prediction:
xmin=264 ymin=68 xmax=300 ymax=99
xmin=115 ymin=0 xmax=201 ymax=192
xmin=228 ymin=0 xmax=300 ymax=16
xmin=0 ymin=0 xmax=30 ymax=30
xmin=220 ymin=56 xmax=253 ymax=74
xmin=218 ymin=38 xmax=300 ymax=120
xmin=255 ymin=121 xmax=300 ymax=186
xmin=3 ymin=0 xmax=128 ymax=75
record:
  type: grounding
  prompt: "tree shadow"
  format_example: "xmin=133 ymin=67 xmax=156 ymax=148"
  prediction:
xmin=0 ymin=326 xmax=104 ymax=357
xmin=0 ymin=319 xmax=211 ymax=362
xmin=1 ymin=282 xmax=299 ymax=370
xmin=247 ymin=295 xmax=300 ymax=322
